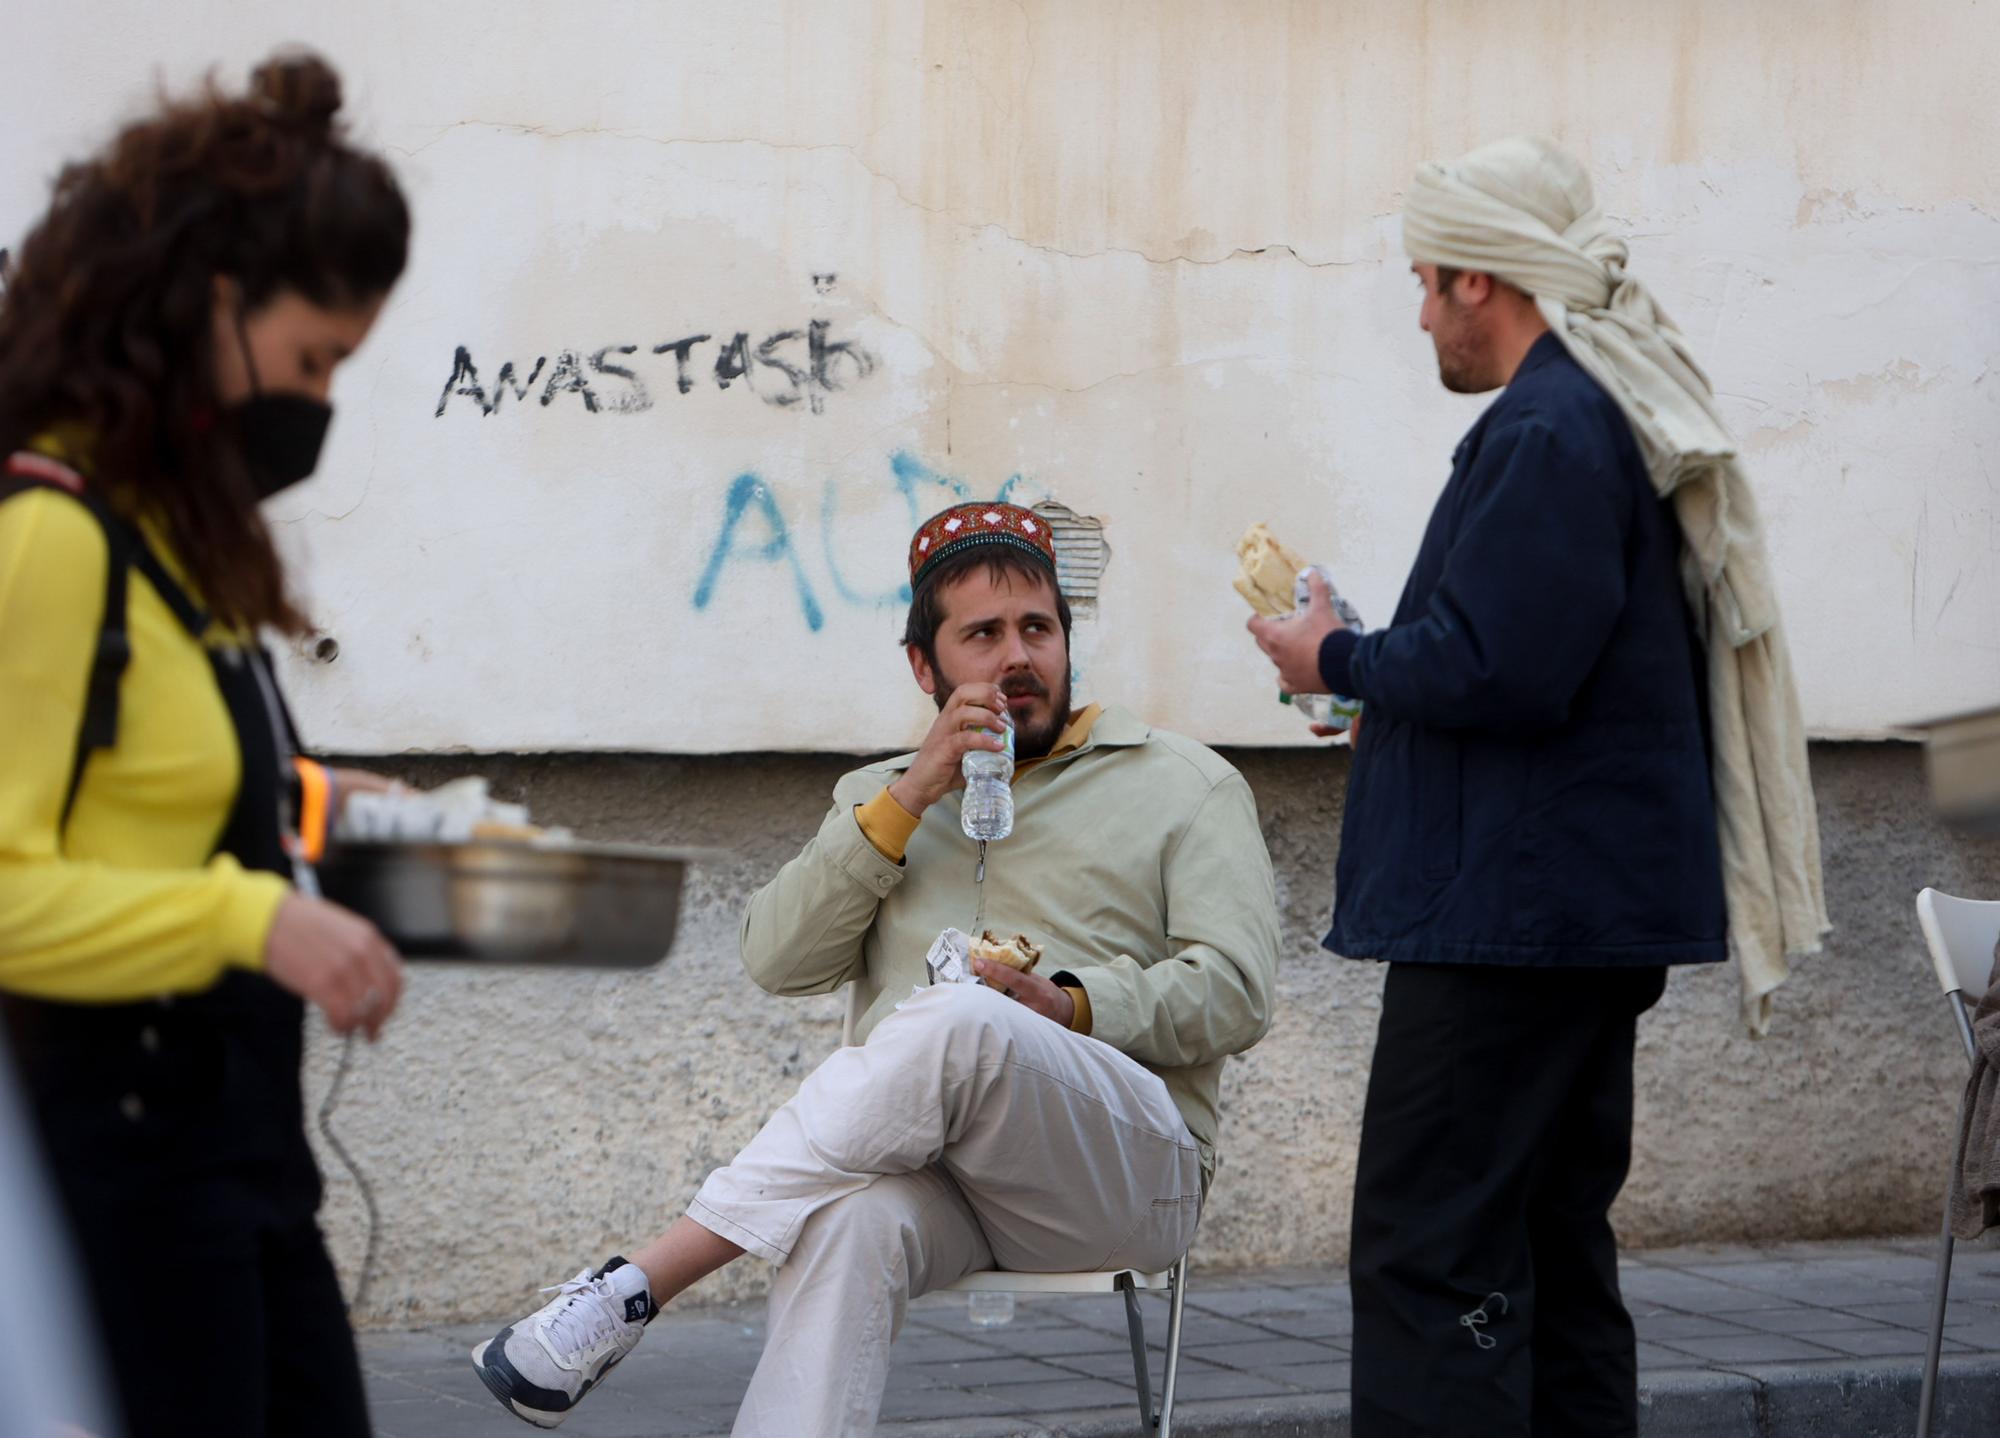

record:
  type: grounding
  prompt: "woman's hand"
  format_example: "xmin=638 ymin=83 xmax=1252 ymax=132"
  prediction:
xmin=327 ymin=767 xmax=406 ymax=820
xmin=263 ymin=893 xmax=404 ymax=1040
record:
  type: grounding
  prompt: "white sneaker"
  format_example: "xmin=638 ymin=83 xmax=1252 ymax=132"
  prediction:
xmin=471 ymin=1257 xmax=655 ymax=1428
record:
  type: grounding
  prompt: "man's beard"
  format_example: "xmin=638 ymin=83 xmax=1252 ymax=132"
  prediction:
xmin=932 ymin=663 xmax=1073 ymax=761
xmin=1432 ymin=304 xmax=1497 ymax=394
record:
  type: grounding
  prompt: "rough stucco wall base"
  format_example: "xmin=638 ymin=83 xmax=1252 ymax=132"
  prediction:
xmin=306 ymin=744 xmax=2000 ymax=1327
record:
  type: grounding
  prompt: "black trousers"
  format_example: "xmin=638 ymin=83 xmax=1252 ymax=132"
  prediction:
xmin=1349 ymin=962 xmax=1668 ymax=1438
xmin=80 ymin=1213 xmax=370 ymax=1438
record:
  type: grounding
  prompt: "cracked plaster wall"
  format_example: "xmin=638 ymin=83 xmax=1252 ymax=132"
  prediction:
xmin=6 ymin=2 xmax=1996 ymax=749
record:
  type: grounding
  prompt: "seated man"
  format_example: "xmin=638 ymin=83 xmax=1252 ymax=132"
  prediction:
xmin=472 ymin=502 xmax=1281 ymax=1436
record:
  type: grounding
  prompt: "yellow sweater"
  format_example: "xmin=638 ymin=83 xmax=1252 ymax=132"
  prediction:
xmin=0 ymin=487 xmax=286 ymax=1002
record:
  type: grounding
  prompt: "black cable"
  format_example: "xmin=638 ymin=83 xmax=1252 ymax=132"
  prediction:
xmin=315 ymin=1031 xmax=381 ymax=1313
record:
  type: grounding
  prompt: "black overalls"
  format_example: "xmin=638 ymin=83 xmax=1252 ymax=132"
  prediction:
xmin=0 ymin=461 xmax=370 ymax=1438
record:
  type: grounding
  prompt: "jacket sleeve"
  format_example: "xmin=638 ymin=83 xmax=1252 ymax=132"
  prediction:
xmin=1327 ymin=418 xmax=1632 ymax=730
xmin=738 ymin=779 xmax=908 ymax=997
xmin=0 ymin=491 xmax=287 ymax=1003
xmin=1065 ymin=772 xmax=1279 ymax=1067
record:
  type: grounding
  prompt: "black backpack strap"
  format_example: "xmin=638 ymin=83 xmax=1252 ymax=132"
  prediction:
xmin=64 ymin=488 xmax=136 ymax=829
xmin=128 ymin=535 xmax=211 ymax=638
xmin=0 ymin=457 xmax=203 ymax=835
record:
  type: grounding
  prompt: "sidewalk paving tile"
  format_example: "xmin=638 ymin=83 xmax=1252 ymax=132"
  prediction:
xmin=1262 ymin=1359 xmax=1353 ymax=1392
xmin=1943 ymin=1315 xmax=2000 ymax=1347
xmin=1845 ymin=1298 xmax=2000 ymax=1329
xmin=1621 ymin=1270 xmax=1805 ymax=1313
xmin=357 ymin=1238 xmax=2000 ymax=1436
xmin=1633 ymin=1311 xmax=1760 ymax=1342
xmin=1720 ymin=1305 xmax=1899 ymax=1335
xmin=1041 ymin=1350 xmax=1226 ymax=1382
xmin=1158 ymin=1366 xmax=1305 ymax=1402
xmin=906 ymin=1356 xmax=1065 ymax=1388
xmin=1659 ymin=1333 xmax=1845 ymax=1364
xmin=1804 ymin=1327 xmax=1972 ymax=1359
xmin=1193 ymin=1337 xmax=1346 ymax=1369
xmin=957 ymin=1375 xmax=1142 ymax=1409
xmin=1249 ymin=1308 xmax=1356 ymax=1341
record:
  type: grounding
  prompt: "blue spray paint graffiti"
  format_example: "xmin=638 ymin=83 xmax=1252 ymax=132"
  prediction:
xmin=692 ymin=475 xmax=826 ymax=632
xmin=695 ymin=451 xmax=1037 ymax=631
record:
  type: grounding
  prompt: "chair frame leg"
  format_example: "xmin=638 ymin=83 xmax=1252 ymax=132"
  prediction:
xmin=1917 ymin=1199 xmax=1955 ymax=1438
xmin=1158 ymin=1255 xmax=1188 ymax=1438
xmin=1116 ymin=1256 xmax=1190 ymax=1434
xmin=1119 ymin=1274 xmax=1155 ymax=1429
xmin=1920 ymin=991 xmax=1983 ymax=1438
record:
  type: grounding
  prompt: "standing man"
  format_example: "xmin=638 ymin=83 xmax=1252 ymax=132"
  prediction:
xmin=1250 ymin=137 xmax=1826 ymax=1435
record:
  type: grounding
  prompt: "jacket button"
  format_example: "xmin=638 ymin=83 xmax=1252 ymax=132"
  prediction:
xmin=119 ymin=1093 xmax=144 ymax=1123
xmin=139 ymin=1026 xmax=160 ymax=1053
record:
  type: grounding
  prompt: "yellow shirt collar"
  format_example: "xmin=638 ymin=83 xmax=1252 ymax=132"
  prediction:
xmin=1016 ymin=703 xmax=1104 ymax=773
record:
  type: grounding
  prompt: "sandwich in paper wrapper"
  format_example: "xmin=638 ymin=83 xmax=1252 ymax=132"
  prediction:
xmin=923 ymin=928 xmax=1042 ymax=988
xmin=1234 ymin=522 xmax=1365 ymax=733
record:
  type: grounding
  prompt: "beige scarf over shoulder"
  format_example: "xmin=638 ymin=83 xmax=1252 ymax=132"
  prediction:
xmin=1402 ymin=137 xmax=1830 ymax=1035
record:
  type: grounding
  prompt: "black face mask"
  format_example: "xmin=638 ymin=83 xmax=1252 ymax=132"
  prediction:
xmin=229 ymin=393 xmax=332 ymax=501
xmin=228 ymin=305 xmax=333 ymax=500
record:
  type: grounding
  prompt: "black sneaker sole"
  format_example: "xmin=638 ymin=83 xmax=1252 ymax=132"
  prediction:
xmin=471 ymin=1339 xmax=567 ymax=1430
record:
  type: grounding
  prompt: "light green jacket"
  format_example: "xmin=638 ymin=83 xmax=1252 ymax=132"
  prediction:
xmin=739 ymin=705 xmax=1281 ymax=1178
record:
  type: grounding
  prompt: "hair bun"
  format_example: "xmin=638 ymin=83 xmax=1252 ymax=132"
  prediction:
xmin=248 ymin=50 xmax=343 ymax=136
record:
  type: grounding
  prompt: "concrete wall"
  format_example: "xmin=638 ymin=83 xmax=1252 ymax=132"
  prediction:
xmin=308 ymin=743 xmax=2000 ymax=1326
xmin=6 ymin=1 xmax=1998 ymax=749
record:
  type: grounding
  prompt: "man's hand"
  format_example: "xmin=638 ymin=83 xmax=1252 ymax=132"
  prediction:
xmin=1246 ymin=571 xmax=1345 ymax=698
xmin=972 ymin=957 xmax=1076 ymax=1027
xmin=889 ymin=683 xmax=1011 ymax=819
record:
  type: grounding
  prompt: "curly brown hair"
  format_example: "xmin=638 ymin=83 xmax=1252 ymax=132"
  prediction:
xmin=0 ymin=50 xmax=409 ymax=633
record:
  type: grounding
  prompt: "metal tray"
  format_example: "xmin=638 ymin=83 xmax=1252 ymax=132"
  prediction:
xmin=316 ymin=839 xmax=703 ymax=967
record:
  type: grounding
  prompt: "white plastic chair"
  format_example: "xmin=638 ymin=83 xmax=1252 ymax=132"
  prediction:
xmin=842 ymin=982 xmax=1191 ymax=1435
xmin=1914 ymin=888 xmax=2000 ymax=1438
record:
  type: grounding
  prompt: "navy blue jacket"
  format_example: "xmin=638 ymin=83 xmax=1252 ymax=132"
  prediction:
xmin=1318 ymin=335 xmax=1726 ymax=968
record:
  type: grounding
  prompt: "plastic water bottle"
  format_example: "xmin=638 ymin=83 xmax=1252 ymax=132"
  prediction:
xmin=961 ymin=719 xmax=1015 ymax=841
xmin=967 ymin=1290 xmax=1016 ymax=1327
xmin=1283 ymin=565 xmax=1365 ymax=732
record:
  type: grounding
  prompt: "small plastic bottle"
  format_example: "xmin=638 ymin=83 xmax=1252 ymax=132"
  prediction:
xmin=1284 ymin=565 xmax=1365 ymax=732
xmin=961 ymin=719 xmax=1016 ymax=841
xmin=967 ymin=1289 xmax=1016 ymax=1327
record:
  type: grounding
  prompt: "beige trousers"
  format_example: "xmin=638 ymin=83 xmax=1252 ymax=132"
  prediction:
xmin=687 ymin=982 xmax=1204 ymax=1438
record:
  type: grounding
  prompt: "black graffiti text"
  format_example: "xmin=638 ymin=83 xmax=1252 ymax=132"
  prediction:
xmin=435 ymin=319 xmax=876 ymax=419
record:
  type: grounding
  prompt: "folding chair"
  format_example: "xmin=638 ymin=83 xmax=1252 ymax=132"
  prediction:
xmin=842 ymin=982 xmax=1191 ymax=1435
xmin=1914 ymin=888 xmax=2000 ymax=1438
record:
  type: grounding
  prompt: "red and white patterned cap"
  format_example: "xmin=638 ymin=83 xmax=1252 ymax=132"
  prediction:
xmin=908 ymin=502 xmax=1057 ymax=592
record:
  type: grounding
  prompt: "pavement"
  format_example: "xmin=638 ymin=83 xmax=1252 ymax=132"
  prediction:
xmin=360 ymin=1236 xmax=2000 ymax=1436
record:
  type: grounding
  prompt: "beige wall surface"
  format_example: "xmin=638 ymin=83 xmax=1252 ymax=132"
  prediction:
xmin=5 ymin=2 xmax=1996 ymax=749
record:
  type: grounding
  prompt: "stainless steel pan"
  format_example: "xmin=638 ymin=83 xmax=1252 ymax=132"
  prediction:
xmin=1910 ymin=704 xmax=2000 ymax=835
xmin=317 ymin=840 xmax=703 ymax=967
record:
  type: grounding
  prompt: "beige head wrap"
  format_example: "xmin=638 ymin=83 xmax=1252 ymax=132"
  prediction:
xmin=1404 ymin=137 xmax=1829 ymax=1035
